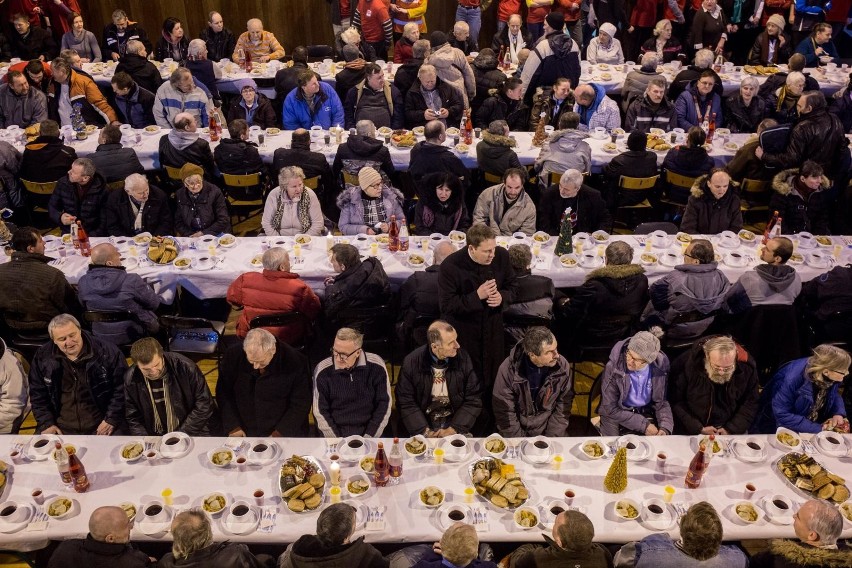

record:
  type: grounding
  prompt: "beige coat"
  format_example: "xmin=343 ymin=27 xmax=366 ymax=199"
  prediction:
xmin=428 ymin=43 xmax=476 ymax=108
xmin=472 ymin=183 xmax=537 ymax=236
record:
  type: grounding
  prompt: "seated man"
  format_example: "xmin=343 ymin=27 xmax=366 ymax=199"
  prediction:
xmin=681 ymin=169 xmax=743 ymax=235
xmin=398 ymin=241 xmax=455 ymax=345
xmin=343 ymin=62 xmax=404 ymax=130
xmin=799 ymin=263 xmax=852 ymax=341
xmin=537 ymin=169 xmax=610 ymax=235
xmin=48 ymin=157 xmax=108 ymax=236
xmin=47 ymin=506 xmax=154 ymax=568
xmin=5 ymin=59 xmax=52 ymax=92
xmin=493 ymin=327 xmax=573 ymax=437
xmin=727 ymin=236 xmax=802 ymax=312
xmin=19 ymin=118 xmax=76 ymax=183
xmin=751 ymin=499 xmax=850 ymax=568
xmin=218 ymin=329 xmax=312 ymax=437
xmin=159 ymin=510 xmax=270 ymax=568
xmin=9 ymin=13 xmax=57 ymax=61
xmin=602 ymin=130 xmax=659 ymax=209
xmin=225 ymin=78 xmax=275 ymax=129
xmin=510 ymin=510 xmax=612 ymax=568
xmin=282 ymin=69 xmax=345 ymax=130
xmin=88 ymin=124 xmax=145 ymax=183
xmin=324 ymin=244 xmax=391 ymax=321
xmin=226 ymin=247 xmax=321 ymax=342
xmin=0 ymin=227 xmax=79 ymax=331
xmin=77 ymin=243 xmax=160 ymax=345
xmin=396 ymin=320 xmax=482 ymax=437
xmin=275 ymin=46 xmax=310 ymax=103
xmin=408 ymin=119 xmax=469 ymax=191
xmin=199 ymin=11 xmax=236 ymax=63
xmin=559 ymin=240 xmax=649 ymax=350
xmin=312 ymin=327 xmax=392 ymax=438
xmin=412 ymin=522 xmax=496 ymax=568
xmin=0 ymin=69 xmax=47 ymax=128
xmin=279 ymin=503 xmax=387 ymax=567
xmin=573 ymin=82 xmax=621 ymax=131
xmin=768 ymin=160 xmax=832 ymax=235
xmin=491 ymin=14 xmax=532 ymax=62
xmin=30 ymin=314 xmax=126 ymax=435
xmin=726 ymin=118 xmax=779 ymax=183
xmin=110 ymin=71 xmax=155 ymax=129
xmin=115 ymin=39 xmax=162 ymax=94
xmin=158 ymin=111 xmax=216 ymax=179
xmin=599 ymin=331 xmax=673 ymax=436
xmin=47 ymin=57 xmax=117 ymax=127
xmin=332 ymin=119 xmax=395 ymax=188
xmin=622 ymin=501 xmax=748 ymax=567
xmin=448 ymin=21 xmax=477 ymax=56
xmin=0 ymin=338 xmax=28 ymax=433
xmin=213 ymin=118 xmax=264 ymax=175
xmin=473 ymin=167 xmax=536 ymax=236
xmin=642 ymin=239 xmax=730 ymax=340
xmin=533 ymin=111 xmax=591 ymax=187
xmin=476 ymin=120 xmax=522 ymax=178
xmin=270 ymin=128 xmax=335 ymax=199
xmin=102 ymin=9 xmax=152 ymax=62
xmin=334 ymin=44 xmax=367 ymax=103
xmin=105 ymin=173 xmax=173 ymax=237
xmin=394 ymin=39 xmax=430 ymax=97
xmin=504 ymin=244 xmax=554 ymax=342
xmin=404 ymin=64 xmax=464 ymax=129
xmin=674 ymin=70 xmax=723 ymax=130
xmin=624 ymin=77 xmax=676 ymax=132
xmin=125 ymin=337 xmax=218 ymax=437
xmin=669 ymin=335 xmax=760 ymax=435
xmin=232 ymin=18 xmax=285 ymax=64
xmin=153 ymin=68 xmax=211 ymax=129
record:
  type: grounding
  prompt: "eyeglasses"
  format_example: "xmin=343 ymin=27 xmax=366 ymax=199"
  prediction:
xmin=331 ymin=347 xmax=361 ymax=361
xmin=709 ymin=363 xmax=735 ymax=373
xmin=626 ymin=351 xmax=648 ymax=366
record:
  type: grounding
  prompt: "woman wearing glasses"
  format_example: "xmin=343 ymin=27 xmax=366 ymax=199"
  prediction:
xmin=173 ymin=163 xmax=231 ymax=237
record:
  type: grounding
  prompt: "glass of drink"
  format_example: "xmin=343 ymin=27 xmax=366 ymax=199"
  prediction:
xmin=293 ymin=243 xmax=302 ymax=258
xmin=58 ymin=246 xmax=67 ymax=259
xmin=464 ymin=487 xmax=475 ymax=503
xmin=329 ymin=486 xmax=342 ymax=504
xmin=663 ymin=485 xmax=675 ymax=503
xmin=369 ymin=242 xmax=378 ymax=256
xmin=433 ymin=447 xmax=445 ymax=464
xmin=258 ymin=134 xmax=265 ymax=147
xmin=421 ymin=238 xmax=429 ymax=252
xmin=574 ymin=241 xmax=583 ymax=255
xmin=531 ymin=243 xmax=541 ymax=257
xmin=31 ymin=488 xmax=44 ymax=505
xmin=744 ymin=483 xmax=756 ymax=500
xmin=323 ymin=133 xmax=330 ymax=147
xmin=161 ymin=488 xmax=173 ymax=506
xmin=564 ymin=489 xmax=575 ymax=505
xmin=253 ymin=489 xmax=265 ymax=506
xmin=474 ymin=128 xmax=482 ymax=139
xmin=552 ymin=454 xmax=563 ymax=470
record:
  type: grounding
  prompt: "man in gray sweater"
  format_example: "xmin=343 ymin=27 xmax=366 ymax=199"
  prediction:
xmin=0 ymin=70 xmax=47 ymax=128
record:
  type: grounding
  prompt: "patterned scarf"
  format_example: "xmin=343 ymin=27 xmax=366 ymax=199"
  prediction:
xmin=144 ymin=373 xmax=178 ymax=435
xmin=271 ymin=188 xmax=312 ymax=234
xmin=362 ymin=194 xmax=386 ymax=228
xmin=808 ymin=374 xmax=833 ymax=422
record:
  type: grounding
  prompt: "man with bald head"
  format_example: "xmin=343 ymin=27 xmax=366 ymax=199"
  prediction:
xmin=232 ymin=18 xmax=285 ymax=64
xmin=157 ymin=111 xmax=216 ymax=179
xmin=48 ymin=506 xmax=153 ymax=566
xmin=573 ymin=83 xmax=621 ymax=131
xmin=510 ymin=509 xmax=612 ymax=567
xmin=77 ymin=243 xmax=160 ymax=345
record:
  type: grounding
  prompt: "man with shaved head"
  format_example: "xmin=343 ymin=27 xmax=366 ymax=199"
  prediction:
xmin=77 ymin=243 xmax=160 ymax=345
xmin=48 ymin=505 xmax=153 ymax=566
xmin=232 ymin=18 xmax=285 ymax=64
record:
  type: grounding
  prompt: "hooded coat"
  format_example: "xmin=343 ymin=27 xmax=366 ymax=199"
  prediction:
xmin=750 ymin=539 xmax=852 ymax=568
xmin=158 ymin=130 xmax=216 ymax=180
xmin=474 ymin=89 xmax=529 ymax=131
xmin=512 ymin=535 xmax=612 ymax=568
xmin=726 ymin=264 xmax=802 ymax=312
xmin=471 ymin=50 xmax=504 ymax=109
xmin=324 ymin=257 xmax=392 ymax=320
xmin=279 ymin=535 xmax=388 ymax=568
xmin=427 ymin=42 xmax=476 ymax=107
xmin=408 ymin=139 xmax=470 ymax=189
xmin=115 ymin=54 xmax=163 ymax=94
xmin=336 ymin=185 xmax=405 ymax=235
xmin=799 ymin=265 xmax=852 ymax=321
xmin=520 ymin=31 xmax=581 ymax=103
xmin=761 ymin=107 xmax=849 ymax=176
xmin=724 ymin=93 xmax=767 ymax=133
xmin=213 ymin=137 xmax=265 ymax=176
xmin=768 ymin=168 xmax=832 ymax=234
xmin=624 ymin=94 xmax=676 ymax=132
xmin=476 ymin=130 xmax=522 ymax=176
xmin=19 ymin=134 xmax=76 ymax=183
xmin=573 ymin=83 xmax=621 ymax=131
xmin=661 ymin=146 xmax=715 ymax=202
xmin=0 ymin=338 xmax=28 ymax=433
xmin=413 ymin=174 xmax=471 ymax=236
xmin=534 ymin=128 xmax=592 ymax=181
xmin=674 ymin=82 xmax=724 ymax=130
xmin=77 ymin=265 xmax=160 ymax=345
xmin=528 ymin=87 xmax=576 ymax=131
xmin=157 ymin=542 xmax=266 ymax=568
xmin=0 ymin=252 xmax=79 ymax=331
xmin=393 ymin=56 xmax=422 ymax=97
xmin=680 ymin=175 xmax=744 ymax=234
xmin=332 ymin=134 xmax=395 ymax=183
xmin=90 ymin=143 xmax=146 ymax=184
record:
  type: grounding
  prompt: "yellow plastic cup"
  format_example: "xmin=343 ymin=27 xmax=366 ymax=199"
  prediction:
xmin=326 ymin=236 xmax=334 ymax=251
xmin=645 ymin=240 xmax=652 ymax=252
xmin=161 ymin=488 xmax=173 ymax=506
xmin=433 ymin=447 xmax=445 ymax=464
xmin=552 ymin=454 xmax=564 ymax=471
xmin=531 ymin=243 xmax=542 ymax=257
xmin=464 ymin=487 xmax=475 ymax=503
xmin=574 ymin=242 xmax=583 ymax=255
xmin=663 ymin=485 xmax=675 ymax=503
xmin=370 ymin=242 xmax=379 ymax=256
xmin=421 ymin=239 xmax=429 ymax=252
xmin=833 ymin=245 xmax=842 ymax=259
xmin=329 ymin=486 xmax=342 ymax=504
xmin=293 ymin=243 xmax=302 ymax=258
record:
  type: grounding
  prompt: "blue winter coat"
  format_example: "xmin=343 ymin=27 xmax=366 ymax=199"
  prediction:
xmin=674 ymin=83 xmax=724 ymax=130
xmin=794 ymin=36 xmax=839 ymax=67
xmin=753 ymin=357 xmax=846 ymax=433
xmin=282 ymin=81 xmax=345 ymax=130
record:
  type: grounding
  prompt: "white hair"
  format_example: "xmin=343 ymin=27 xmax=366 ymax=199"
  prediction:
xmin=262 ymin=247 xmax=290 ymax=271
xmin=694 ymin=49 xmax=714 ymax=69
xmin=244 ymin=328 xmax=276 ymax=353
xmin=740 ymin=75 xmax=759 ymax=89
xmin=560 ymin=169 xmax=584 ymax=188
xmin=124 ymin=173 xmax=149 ymax=193
xmin=48 ymin=314 xmax=81 ymax=339
xmin=786 ymin=71 xmax=806 ymax=87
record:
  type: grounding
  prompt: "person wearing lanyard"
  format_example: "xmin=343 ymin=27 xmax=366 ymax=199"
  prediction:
xmin=674 ymin=69 xmax=723 ymax=129
xmin=456 ymin=0 xmax=491 ymax=50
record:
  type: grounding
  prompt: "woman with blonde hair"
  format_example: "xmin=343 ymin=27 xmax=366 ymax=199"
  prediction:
xmin=753 ymin=344 xmax=850 ymax=433
xmin=640 ymin=19 xmax=684 ymax=63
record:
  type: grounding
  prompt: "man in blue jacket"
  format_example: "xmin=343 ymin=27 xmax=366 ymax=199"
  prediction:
xmin=282 ymin=69 xmax=345 ymax=130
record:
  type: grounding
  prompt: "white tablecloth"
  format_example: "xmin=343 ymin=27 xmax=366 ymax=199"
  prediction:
xmin=0 ymin=434 xmax=849 ymax=546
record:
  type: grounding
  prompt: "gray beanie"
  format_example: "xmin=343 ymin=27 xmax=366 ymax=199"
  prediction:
xmin=627 ymin=331 xmax=660 ymax=363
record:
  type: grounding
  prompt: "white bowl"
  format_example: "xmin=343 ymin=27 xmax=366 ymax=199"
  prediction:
xmin=614 ymin=498 xmax=642 ymax=520
xmin=773 ymin=427 xmax=802 ymax=450
xmin=345 ymin=473 xmax=371 ymax=499
xmin=403 ymin=435 xmax=428 ymax=458
xmin=44 ymin=497 xmax=75 ymax=520
xmin=294 ymin=234 xmax=312 ymax=247
xmin=591 ymin=230 xmax=610 ymax=244
xmin=532 ymin=231 xmax=551 ymax=245
xmin=208 ymin=446 xmax=235 ymax=468
xmin=559 ymin=253 xmax=579 ymax=268
xmin=119 ymin=440 xmax=145 ymax=462
xmin=482 ymin=434 xmax=507 ymax=458
xmin=218 ymin=233 xmax=237 ymax=248
xmin=514 ymin=505 xmax=540 ymax=529
xmin=201 ymin=492 xmax=228 ymax=516
xmin=419 ymin=485 xmax=445 ymax=508
xmin=734 ymin=501 xmax=760 ymax=524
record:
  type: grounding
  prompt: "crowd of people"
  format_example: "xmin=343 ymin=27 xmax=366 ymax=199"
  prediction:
xmin=0 ymin=2 xmax=852 ymax=567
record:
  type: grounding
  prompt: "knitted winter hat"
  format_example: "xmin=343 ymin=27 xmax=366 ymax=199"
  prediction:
xmin=430 ymin=31 xmax=448 ymax=48
xmin=358 ymin=167 xmax=382 ymax=189
xmin=628 ymin=331 xmax=661 ymax=363
xmin=767 ymin=14 xmax=786 ymax=30
xmin=545 ymin=11 xmax=565 ymax=32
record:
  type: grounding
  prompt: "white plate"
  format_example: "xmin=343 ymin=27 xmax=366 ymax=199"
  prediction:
xmin=339 ymin=436 xmax=369 ymax=463
xmin=731 ymin=438 xmax=767 ymax=463
xmin=26 ymin=436 xmax=59 ymax=461
xmin=208 ymin=447 xmax=235 ymax=468
xmin=247 ymin=440 xmax=280 ymax=464
xmin=761 ymin=497 xmax=794 ymax=525
xmin=690 ymin=435 xmax=728 ymax=457
xmin=806 ymin=252 xmax=830 ymax=268
xmin=579 ymin=254 xmax=604 ymax=269
xmin=772 ymin=427 xmax=803 ymax=451
xmin=121 ymin=256 xmax=139 ymax=270
xmin=438 ymin=503 xmax=472 ymax=530
xmin=814 ymin=431 xmax=848 ymax=457
xmin=137 ymin=517 xmax=172 ymax=535
xmin=440 ymin=435 xmax=472 ymax=462
xmin=619 ymin=436 xmax=651 ymax=462
xmin=579 ymin=439 xmax=607 ymax=460
xmin=521 ymin=436 xmax=553 ymax=464
xmin=724 ymin=252 xmax=750 ymax=267
xmin=118 ymin=440 xmax=145 ymax=463
xmin=218 ymin=234 xmax=238 ymax=248
xmin=193 ymin=256 xmax=216 ymax=271
xmin=44 ymin=497 xmax=75 ymax=520
xmin=481 ymin=435 xmax=508 ymax=458
xmin=199 ymin=492 xmax=229 ymax=517
xmin=0 ymin=503 xmax=32 ymax=533
xmin=159 ymin=431 xmax=192 ymax=458
xmin=641 ymin=502 xmax=676 ymax=530
xmin=222 ymin=509 xmax=259 ymax=535
xmin=613 ymin=498 xmax=642 ymax=521
xmin=716 ymin=231 xmax=740 ymax=249
xmin=658 ymin=252 xmax=682 ymax=267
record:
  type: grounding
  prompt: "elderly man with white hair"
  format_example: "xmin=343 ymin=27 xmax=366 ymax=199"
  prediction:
xmin=218 ymin=328 xmax=313 ymax=438
xmin=105 ymin=172 xmax=173 ymax=237
xmin=536 ymin=169 xmax=611 ymax=235
xmin=449 ymin=21 xmax=478 ymax=56
xmin=48 ymin=157 xmax=109 ymax=236
xmin=153 ymin=67 xmax=212 ymax=128
xmin=47 ymin=506 xmax=153 ymax=567
xmin=184 ymin=38 xmax=222 ymax=105
xmin=766 ymin=71 xmax=806 ymax=125
xmin=232 ymin=18 xmax=285 ymax=64
xmin=261 ymin=166 xmax=325 ymax=237
xmin=724 ymin=75 xmax=766 ymax=133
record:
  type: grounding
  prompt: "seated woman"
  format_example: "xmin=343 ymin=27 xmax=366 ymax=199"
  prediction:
xmin=598 ymin=331 xmax=672 ymax=436
xmin=748 ymin=14 xmax=792 ymax=65
xmin=661 ymin=126 xmax=714 ymax=203
xmin=261 ymin=166 xmax=325 ymax=236
xmin=504 ymin=243 xmax=555 ymax=342
xmin=393 ymin=22 xmax=419 ymax=64
xmin=724 ymin=76 xmax=766 ymax=133
xmin=753 ymin=344 xmax=849 ymax=433
xmin=225 ymin=78 xmax=276 ymax=129
xmin=413 ymin=172 xmax=470 ymax=236
xmin=173 ymin=164 xmax=231 ymax=237
xmin=337 ymin=166 xmax=405 ymax=235
xmin=640 ymin=19 xmax=684 ymax=64
xmin=674 ymin=70 xmax=723 ymax=130
xmin=768 ymin=160 xmax=832 ymax=235
xmin=586 ymin=23 xmax=624 ymax=64
xmin=681 ymin=168 xmax=743 ymax=234
xmin=767 ymin=71 xmax=805 ymax=125
xmin=474 ymin=77 xmax=529 ymax=132
xmin=795 ymin=22 xmax=838 ymax=67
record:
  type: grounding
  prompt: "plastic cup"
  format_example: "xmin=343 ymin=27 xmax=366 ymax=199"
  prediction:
xmin=663 ymin=485 xmax=675 ymax=503
xmin=564 ymin=489 xmax=575 ymax=505
xmin=574 ymin=242 xmax=583 ymax=254
xmin=645 ymin=240 xmax=652 ymax=252
xmin=9 ymin=449 xmax=22 ymax=464
xmin=433 ymin=447 xmax=445 ymax=464
xmin=31 ymin=488 xmax=44 ymax=505
xmin=744 ymin=483 xmax=756 ymax=500
xmin=552 ymin=454 xmax=563 ymax=470
xmin=833 ymin=245 xmax=842 ymax=259
xmin=421 ymin=239 xmax=429 ymax=252
xmin=293 ymin=243 xmax=302 ymax=258
xmin=161 ymin=488 xmax=173 ymax=506
xmin=369 ymin=242 xmax=378 ymax=256
xmin=329 ymin=486 xmax=342 ymax=504
xmin=253 ymin=489 xmax=264 ymax=507
xmin=531 ymin=243 xmax=541 ymax=257
xmin=597 ymin=245 xmax=605 ymax=256
xmin=464 ymin=487 xmax=475 ymax=503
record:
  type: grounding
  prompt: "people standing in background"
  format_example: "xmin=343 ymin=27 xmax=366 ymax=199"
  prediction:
xmin=390 ymin=0 xmax=428 ymax=44
xmin=456 ymin=0 xmax=488 ymax=49
xmin=526 ymin=0 xmax=555 ymax=43
xmin=353 ymin=0 xmax=394 ymax=60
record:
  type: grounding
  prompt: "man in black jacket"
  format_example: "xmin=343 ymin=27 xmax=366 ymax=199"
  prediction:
xmin=537 ymin=169 xmax=611 ymax=234
xmin=102 ymin=9 xmax=151 ymax=61
xmin=158 ymin=112 xmax=217 ymax=180
xmin=324 ymin=244 xmax=391 ymax=321
xmin=334 ymin=44 xmax=367 ymax=103
xmin=492 ymin=15 xmax=533 ymax=59
xmin=9 ymin=14 xmax=57 ymax=61
xmin=29 ymin=314 xmax=127 ymax=435
xmin=404 ymin=64 xmax=464 ymax=129
xmin=271 ymin=128 xmax=335 ymax=205
xmin=48 ymin=157 xmax=109 ymax=236
xmin=398 ymin=241 xmax=455 ymax=346
xmin=332 ymin=119 xmax=395 ymax=187
xmin=159 ymin=511 xmax=271 ymax=568
xmin=213 ymin=118 xmax=264 ymax=175
xmin=47 ymin=506 xmax=154 ymax=568
xmin=104 ymin=173 xmax=173 ymax=237
xmin=19 ymin=119 xmax=76 ymax=183
xmin=88 ymin=125 xmax=144 ymax=183
xmin=396 ymin=320 xmax=482 ymax=437
xmin=125 ymin=337 xmax=218 ymax=437
xmin=274 ymin=46 xmax=310 ymax=105
xmin=519 ymin=12 xmax=581 ymax=104
xmin=115 ymin=40 xmax=162 ymax=95
xmin=409 ymin=120 xmax=470 ymax=191
xmin=111 ymin=72 xmax=156 ymax=129
xmin=198 ymin=11 xmax=236 ymax=62
xmin=394 ymin=39 xmax=430 ymax=98
xmin=668 ymin=335 xmax=760 ymax=435
xmin=217 ymin=329 xmax=312 ymax=437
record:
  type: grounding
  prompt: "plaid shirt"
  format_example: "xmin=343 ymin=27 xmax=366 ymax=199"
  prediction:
xmin=362 ymin=195 xmax=387 ymax=228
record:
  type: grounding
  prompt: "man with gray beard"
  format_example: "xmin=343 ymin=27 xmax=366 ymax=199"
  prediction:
xmin=667 ymin=335 xmax=760 ymax=435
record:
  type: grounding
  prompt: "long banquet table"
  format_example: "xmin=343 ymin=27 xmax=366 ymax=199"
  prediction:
xmin=0 ymin=434 xmax=850 ymax=547
xmin=17 ymin=233 xmax=849 ymax=305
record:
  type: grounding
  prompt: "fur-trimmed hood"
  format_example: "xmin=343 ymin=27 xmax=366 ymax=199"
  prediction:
xmin=690 ymin=174 xmax=709 ymax=198
xmin=586 ymin=263 xmax=645 ymax=281
xmin=689 ymin=174 xmax=739 ymax=205
xmin=767 ymin=539 xmax=852 ymax=568
xmin=481 ymin=130 xmax=516 ymax=148
xmin=771 ymin=168 xmax=831 ymax=196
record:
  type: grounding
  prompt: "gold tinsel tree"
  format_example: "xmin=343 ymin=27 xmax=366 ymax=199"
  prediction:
xmin=532 ymin=111 xmax=548 ymax=147
xmin=604 ymin=447 xmax=628 ymax=493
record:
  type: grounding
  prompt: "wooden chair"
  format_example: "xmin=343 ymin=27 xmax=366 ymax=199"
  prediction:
xmin=614 ymin=175 xmax=659 ymax=229
xmin=482 ymin=171 xmax=502 ymax=185
xmin=221 ymin=172 xmax=265 ymax=222
xmin=20 ymin=179 xmax=57 ymax=225
xmin=303 ymin=176 xmax=320 ymax=190
xmin=106 ymin=180 xmax=126 ymax=192
xmin=740 ymin=178 xmax=771 ymax=216
xmin=342 ymin=171 xmax=360 ymax=187
xmin=661 ymin=170 xmax=695 ymax=206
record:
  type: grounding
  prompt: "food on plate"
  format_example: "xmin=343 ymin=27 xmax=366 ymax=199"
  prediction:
xmin=377 ymin=126 xmax=393 ymax=136
xmin=295 ymin=235 xmax=311 ymax=244
xmin=646 ymin=135 xmax=671 ymax=151
xmin=777 ymin=453 xmax=849 ymax=502
xmin=738 ymin=230 xmax=755 ymax=241
xmin=48 ymin=498 xmax=73 ymax=517
xmin=583 ymin=441 xmax=605 ymax=458
xmin=598 ymin=63 xmax=610 ymax=70
xmin=251 ymin=255 xmax=263 ymax=267
xmin=840 ymin=502 xmax=852 ymax=522
xmin=391 ymin=131 xmax=416 ymax=147
xmin=219 ymin=235 xmax=236 ymax=246
xmin=724 ymin=142 xmax=738 ymax=151
xmin=85 ymin=124 xmax=97 ymax=134
xmin=405 ymin=438 xmax=427 ymax=455
xmin=280 ymin=455 xmax=326 ymax=512
xmin=347 ymin=479 xmax=369 ymax=495
xmin=612 ymin=128 xmax=625 ymax=135
xmin=360 ymin=456 xmax=375 ymax=472
xmin=266 ymin=128 xmax=280 ymax=136
xmin=119 ymin=502 xmax=136 ymax=520
xmin=202 ymin=494 xmax=226 ymax=513
xmin=455 ymin=143 xmax=470 ymax=153
xmin=485 ymin=438 xmax=506 ymax=453
xmin=147 ymin=236 xmax=178 ymax=264
xmin=816 ymin=236 xmax=832 ymax=246
xmin=603 ymin=142 xmax=617 ymax=151
xmin=700 ymin=436 xmax=723 ymax=454
xmin=533 ymin=233 xmax=550 ymax=243
xmin=210 ymin=449 xmax=233 ymax=466
xmin=121 ymin=442 xmax=143 ymax=460
xmin=776 ymin=432 xmax=800 ymax=447
xmin=470 ymin=458 xmax=530 ymax=509
xmin=676 ymin=233 xmax=692 ymax=243
xmin=744 ymin=65 xmax=780 ymax=75
xmin=560 ymin=256 xmax=578 ymax=267
xmin=640 ymin=253 xmax=658 ymax=264
xmin=413 ymin=126 xmax=425 ymax=135
xmin=615 ymin=500 xmax=639 ymax=519
xmin=174 ymin=257 xmax=191 ymax=268
xmin=790 ymin=253 xmax=804 ymax=263
xmin=408 ymin=254 xmax=425 ymax=266
xmin=446 ymin=127 xmax=460 ymax=136
xmin=420 ymin=486 xmax=445 ymax=506
xmin=376 ymin=235 xmax=390 ymax=245
xmin=133 ymin=234 xmax=151 ymax=245
xmin=600 ymin=72 xmax=612 ymax=80
xmin=449 ymin=232 xmax=465 ymax=242
xmin=515 ymin=509 xmax=538 ymax=527
xmin=736 ymin=503 xmax=758 ymax=522
xmin=593 ymin=232 xmax=608 ymax=241
xmin=144 ymin=125 xmax=159 ymax=133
